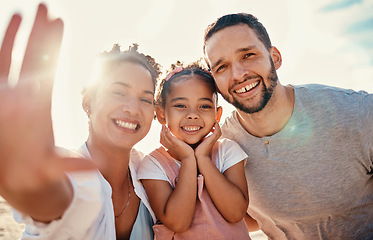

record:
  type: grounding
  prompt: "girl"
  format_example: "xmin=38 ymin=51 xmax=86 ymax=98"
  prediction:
xmin=0 ymin=5 xmax=160 ymax=239
xmin=138 ymin=62 xmax=251 ymax=239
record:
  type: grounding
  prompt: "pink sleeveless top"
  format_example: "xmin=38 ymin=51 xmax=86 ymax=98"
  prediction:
xmin=150 ymin=143 xmax=250 ymax=240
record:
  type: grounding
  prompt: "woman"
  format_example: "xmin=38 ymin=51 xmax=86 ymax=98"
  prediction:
xmin=0 ymin=4 xmax=161 ymax=240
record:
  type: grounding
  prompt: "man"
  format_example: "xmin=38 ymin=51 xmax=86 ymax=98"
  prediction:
xmin=203 ymin=13 xmax=373 ymax=239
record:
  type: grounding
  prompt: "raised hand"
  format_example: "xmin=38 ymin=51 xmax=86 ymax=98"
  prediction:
xmin=0 ymin=4 xmax=95 ymax=216
xmin=159 ymin=124 xmax=195 ymax=162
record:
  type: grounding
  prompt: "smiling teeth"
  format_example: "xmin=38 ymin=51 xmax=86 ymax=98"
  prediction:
xmin=235 ymin=81 xmax=259 ymax=93
xmin=182 ymin=126 xmax=201 ymax=131
xmin=115 ymin=120 xmax=137 ymax=130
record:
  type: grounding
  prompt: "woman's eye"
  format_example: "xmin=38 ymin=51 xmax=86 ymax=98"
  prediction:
xmin=141 ymin=98 xmax=153 ymax=104
xmin=112 ymin=91 xmax=125 ymax=96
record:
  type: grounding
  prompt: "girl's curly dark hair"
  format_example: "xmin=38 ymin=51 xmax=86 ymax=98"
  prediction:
xmin=155 ymin=59 xmax=217 ymax=107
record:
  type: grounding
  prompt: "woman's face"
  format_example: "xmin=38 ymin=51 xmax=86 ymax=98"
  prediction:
xmin=85 ymin=62 xmax=155 ymax=150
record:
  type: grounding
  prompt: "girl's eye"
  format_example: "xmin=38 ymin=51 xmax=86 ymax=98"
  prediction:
xmin=173 ymin=104 xmax=186 ymax=109
xmin=200 ymin=104 xmax=213 ymax=109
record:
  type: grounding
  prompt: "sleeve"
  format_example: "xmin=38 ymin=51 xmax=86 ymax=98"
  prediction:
xmin=13 ymin=171 xmax=103 ymax=240
xmin=137 ymin=155 xmax=171 ymax=184
xmin=218 ymin=138 xmax=248 ymax=173
xmin=360 ymin=92 xmax=373 ymax=172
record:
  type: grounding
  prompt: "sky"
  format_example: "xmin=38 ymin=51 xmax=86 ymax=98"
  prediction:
xmin=1 ymin=0 xmax=372 ymax=154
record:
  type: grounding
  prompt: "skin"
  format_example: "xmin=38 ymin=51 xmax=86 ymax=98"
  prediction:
xmin=0 ymin=4 xmax=95 ymax=223
xmin=142 ymin=76 xmax=249 ymax=233
xmin=204 ymin=23 xmax=295 ymax=232
xmin=0 ymin=5 xmax=156 ymax=240
xmin=159 ymin=76 xmax=221 ymax=146
xmin=83 ymin=62 xmax=155 ymax=239
xmin=205 ymin=24 xmax=294 ymax=138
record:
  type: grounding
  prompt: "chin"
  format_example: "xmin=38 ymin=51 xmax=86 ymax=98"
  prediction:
xmin=187 ymin=138 xmax=204 ymax=149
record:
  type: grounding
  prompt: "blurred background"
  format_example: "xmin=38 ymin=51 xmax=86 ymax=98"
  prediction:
xmin=0 ymin=0 xmax=372 ymax=239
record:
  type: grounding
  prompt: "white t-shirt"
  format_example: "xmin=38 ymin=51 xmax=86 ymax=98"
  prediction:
xmin=138 ymin=138 xmax=248 ymax=186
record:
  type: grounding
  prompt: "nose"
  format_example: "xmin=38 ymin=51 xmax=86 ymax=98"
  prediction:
xmin=231 ymin=62 xmax=247 ymax=81
xmin=186 ymin=109 xmax=199 ymax=120
xmin=121 ymin=97 xmax=140 ymax=115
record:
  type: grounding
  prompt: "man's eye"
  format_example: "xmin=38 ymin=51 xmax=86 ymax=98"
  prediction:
xmin=244 ymin=53 xmax=255 ymax=59
xmin=216 ymin=65 xmax=227 ymax=73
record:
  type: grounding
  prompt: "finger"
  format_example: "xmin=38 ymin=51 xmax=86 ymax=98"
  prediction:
xmin=159 ymin=125 xmax=167 ymax=143
xmin=19 ymin=3 xmax=48 ymax=80
xmin=19 ymin=3 xmax=64 ymax=87
xmin=38 ymin=17 xmax=64 ymax=96
xmin=161 ymin=125 xmax=173 ymax=142
xmin=213 ymin=122 xmax=222 ymax=137
xmin=159 ymin=125 xmax=170 ymax=147
xmin=160 ymin=127 xmax=178 ymax=150
xmin=160 ymin=131 xmax=172 ymax=150
xmin=0 ymin=14 xmax=21 ymax=84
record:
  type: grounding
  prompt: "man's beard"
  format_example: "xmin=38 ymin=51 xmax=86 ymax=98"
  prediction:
xmin=222 ymin=62 xmax=278 ymax=114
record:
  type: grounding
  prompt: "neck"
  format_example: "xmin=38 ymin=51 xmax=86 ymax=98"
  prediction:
xmin=237 ymin=83 xmax=294 ymax=137
xmin=86 ymin=134 xmax=132 ymax=188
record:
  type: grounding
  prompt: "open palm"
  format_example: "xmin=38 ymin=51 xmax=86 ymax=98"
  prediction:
xmin=0 ymin=4 xmax=94 ymax=194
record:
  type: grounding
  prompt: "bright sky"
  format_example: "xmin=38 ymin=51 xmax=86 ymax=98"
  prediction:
xmin=1 ymin=0 xmax=372 ymax=154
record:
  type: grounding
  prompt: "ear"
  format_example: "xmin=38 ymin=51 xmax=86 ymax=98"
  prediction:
xmin=215 ymin=106 xmax=223 ymax=123
xmin=270 ymin=46 xmax=282 ymax=70
xmin=155 ymin=105 xmax=166 ymax=124
xmin=82 ymin=96 xmax=91 ymax=116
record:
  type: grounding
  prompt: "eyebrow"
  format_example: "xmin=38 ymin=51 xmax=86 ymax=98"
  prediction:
xmin=111 ymin=81 xmax=154 ymax=96
xmin=211 ymin=45 xmax=256 ymax=71
xmin=170 ymin=97 xmax=186 ymax=103
xmin=200 ymin=97 xmax=214 ymax=103
xmin=170 ymin=97 xmax=214 ymax=103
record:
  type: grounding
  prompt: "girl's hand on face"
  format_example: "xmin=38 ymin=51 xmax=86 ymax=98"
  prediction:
xmin=0 ymin=4 xmax=96 ymax=196
xmin=195 ymin=122 xmax=222 ymax=159
xmin=160 ymin=124 xmax=195 ymax=162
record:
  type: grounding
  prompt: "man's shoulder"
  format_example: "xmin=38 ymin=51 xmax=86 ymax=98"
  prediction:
xmin=295 ymin=84 xmax=373 ymax=110
xmin=295 ymin=84 xmax=370 ymax=97
xmin=221 ymin=112 xmax=239 ymax=133
xmin=221 ymin=111 xmax=251 ymax=143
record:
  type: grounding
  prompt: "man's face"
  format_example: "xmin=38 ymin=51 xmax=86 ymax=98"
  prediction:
xmin=205 ymin=24 xmax=279 ymax=114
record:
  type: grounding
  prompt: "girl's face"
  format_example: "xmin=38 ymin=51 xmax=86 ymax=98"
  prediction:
xmin=85 ymin=62 xmax=155 ymax=150
xmin=157 ymin=76 xmax=222 ymax=146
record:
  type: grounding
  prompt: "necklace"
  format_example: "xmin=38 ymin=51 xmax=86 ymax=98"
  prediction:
xmin=115 ymin=169 xmax=131 ymax=218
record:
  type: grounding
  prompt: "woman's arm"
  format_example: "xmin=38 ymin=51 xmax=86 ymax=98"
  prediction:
xmin=0 ymin=4 xmax=95 ymax=223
